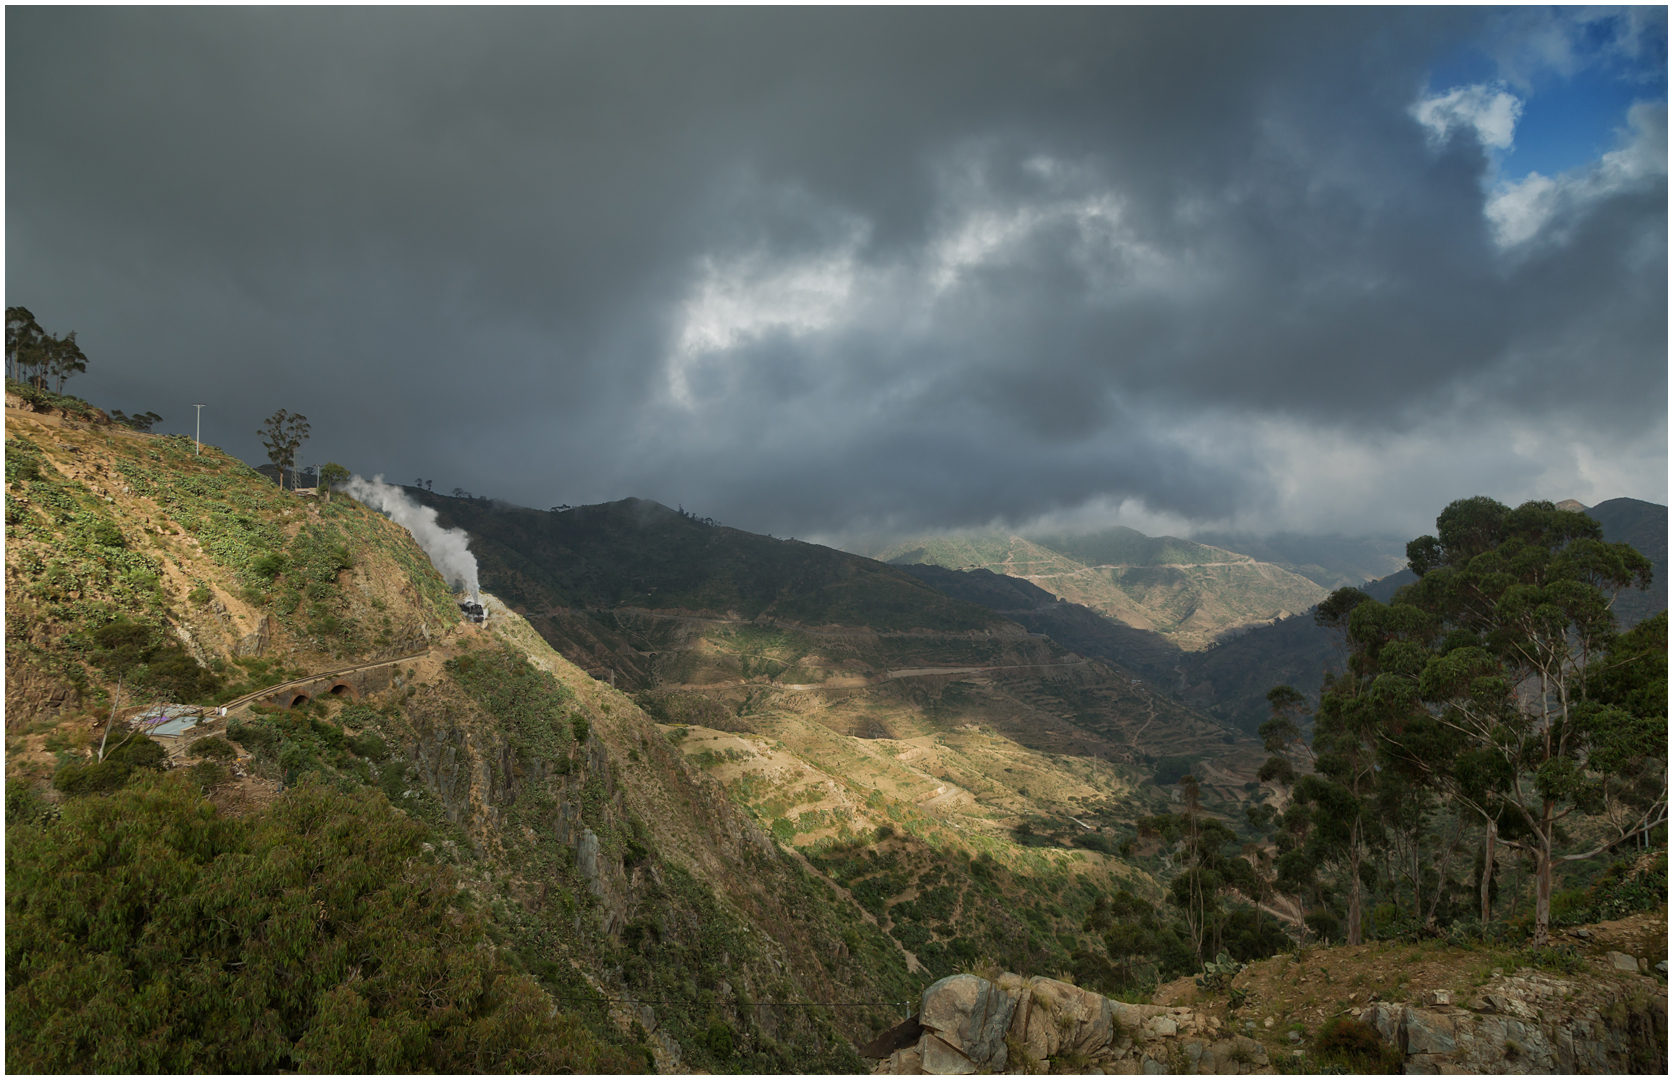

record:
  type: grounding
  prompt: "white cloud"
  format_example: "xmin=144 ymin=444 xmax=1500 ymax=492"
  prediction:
xmin=1486 ymin=101 xmax=1667 ymax=248
xmin=1484 ymin=171 xmax=1561 ymax=247
xmin=666 ymin=157 xmax=1185 ymax=411
xmin=667 ymin=229 xmax=866 ymax=407
xmin=1411 ymin=82 xmax=1524 ymax=150
xmin=926 ymin=153 xmax=1176 ymax=298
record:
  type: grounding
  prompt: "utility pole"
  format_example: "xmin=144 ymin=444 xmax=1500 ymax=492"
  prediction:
xmin=191 ymin=403 xmax=207 ymax=456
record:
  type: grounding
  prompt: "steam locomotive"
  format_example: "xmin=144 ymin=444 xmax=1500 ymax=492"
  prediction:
xmin=458 ymin=598 xmax=485 ymax=623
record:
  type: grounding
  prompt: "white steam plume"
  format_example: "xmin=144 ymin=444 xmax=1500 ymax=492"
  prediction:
xmin=344 ymin=474 xmax=480 ymax=601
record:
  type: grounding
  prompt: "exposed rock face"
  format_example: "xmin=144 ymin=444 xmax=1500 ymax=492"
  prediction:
xmin=1360 ymin=968 xmax=1667 ymax=1075
xmin=873 ymin=966 xmax=1667 ymax=1074
xmin=917 ymin=975 xmax=1017 ymax=1072
xmin=996 ymin=971 xmax=1113 ymax=1063
xmin=874 ymin=974 xmax=1272 ymax=1075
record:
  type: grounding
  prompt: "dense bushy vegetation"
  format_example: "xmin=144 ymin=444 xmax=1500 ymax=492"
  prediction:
xmin=6 ymin=775 xmax=642 ymax=1073
xmin=50 ymin=728 xmax=168 ymax=796
xmin=807 ymin=833 xmax=1180 ymax=990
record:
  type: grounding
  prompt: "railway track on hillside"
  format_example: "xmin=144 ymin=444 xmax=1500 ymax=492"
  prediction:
xmin=215 ymin=648 xmax=432 ymax=713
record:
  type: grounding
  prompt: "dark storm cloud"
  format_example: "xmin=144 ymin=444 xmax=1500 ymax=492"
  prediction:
xmin=7 ymin=8 xmax=1664 ymax=541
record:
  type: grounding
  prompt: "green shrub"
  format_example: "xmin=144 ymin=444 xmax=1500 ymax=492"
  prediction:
xmin=187 ymin=761 xmax=230 ymax=790
xmin=190 ymin=736 xmax=238 ymax=761
xmin=1314 ymin=1016 xmax=1400 ymax=1072
xmin=91 ymin=519 xmax=126 ymax=548
xmin=278 ymin=740 xmax=320 ymax=780
xmin=227 ymin=719 xmax=279 ymax=757
xmin=336 ymin=703 xmax=380 ymax=730
xmin=251 ymin=552 xmax=288 ymax=582
xmin=700 ymin=1021 xmax=735 ymax=1061
xmin=307 ymin=717 xmax=345 ymax=752
xmin=346 ymin=731 xmax=390 ymax=762
xmin=1304 ymin=909 xmax=1342 ymax=943
xmin=1523 ymin=944 xmax=1583 ymax=974
xmin=1072 ymin=831 xmax=1119 ymax=856
xmin=52 ymin=734 xmax=168 ymax=796
xmin=52 ymin=757 xmax=136 ymax=796
xmin=85 ymin=619 xmax=221 ymax=702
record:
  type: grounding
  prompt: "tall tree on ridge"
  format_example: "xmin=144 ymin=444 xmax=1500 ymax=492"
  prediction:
xmin=46 ymin=330 xmax=88 ymax=392
xmin=6 ymin=306 xmax=45 ymax=382
xmin=257 ymin=409 xmax=310 ymax=491
xmin=318 ymin=462 xmax=350 ymax=502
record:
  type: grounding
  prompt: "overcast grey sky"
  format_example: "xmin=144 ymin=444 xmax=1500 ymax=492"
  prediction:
xmin=7 ymin=7 xmax=1666 ymax=543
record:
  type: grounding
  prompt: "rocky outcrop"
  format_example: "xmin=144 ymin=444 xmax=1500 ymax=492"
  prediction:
xmin=917 ymin=974 xmax=1016 ymax=1072
xmin=1358 ymin=967 xmax=1666 ymax=1074
xmin=873 ymin=974 xmax=1272 ymax=1075
xmin=876 ymin=966 xmax=1667 ymax=1075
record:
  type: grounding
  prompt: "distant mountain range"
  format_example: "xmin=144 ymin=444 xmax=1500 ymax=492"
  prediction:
xmin=856 ymin=528 xmax=1331 ymax=651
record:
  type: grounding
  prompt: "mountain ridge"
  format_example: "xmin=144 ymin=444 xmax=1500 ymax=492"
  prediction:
xmin=855 ymin=527 xmax=1328 ymax=650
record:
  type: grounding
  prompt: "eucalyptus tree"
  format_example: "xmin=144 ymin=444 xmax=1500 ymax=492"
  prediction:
xmin=6 ymin=306 xmax=45 ymax=381
xmin=257 ymin=409 xmax=310 ymax=491
xmin=45 ymin=330 xmax=88 ymax=392
xmin=1267 ymin=587 xmax=1426 ymax=945
xmin=1368 ymin=498 xmax=1659 ymax=947
xmin=318 ymin=463 xmax=351 ymax=501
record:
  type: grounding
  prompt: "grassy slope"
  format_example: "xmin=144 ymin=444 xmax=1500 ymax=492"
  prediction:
xmin=1186 ymin=531 xmax=1410 ymax=590
xmin=10 ymin=400 xmax=1274 ymax=1069
xmin=4 ymin=402 xmax=458 ymax=730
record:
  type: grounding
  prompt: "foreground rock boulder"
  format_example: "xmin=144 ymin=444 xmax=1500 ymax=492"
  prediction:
xmin=915 ymin=974 xmax=1017 ymax=1073
xmin=872 ymin=973 xmax=1272 ymax=1074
